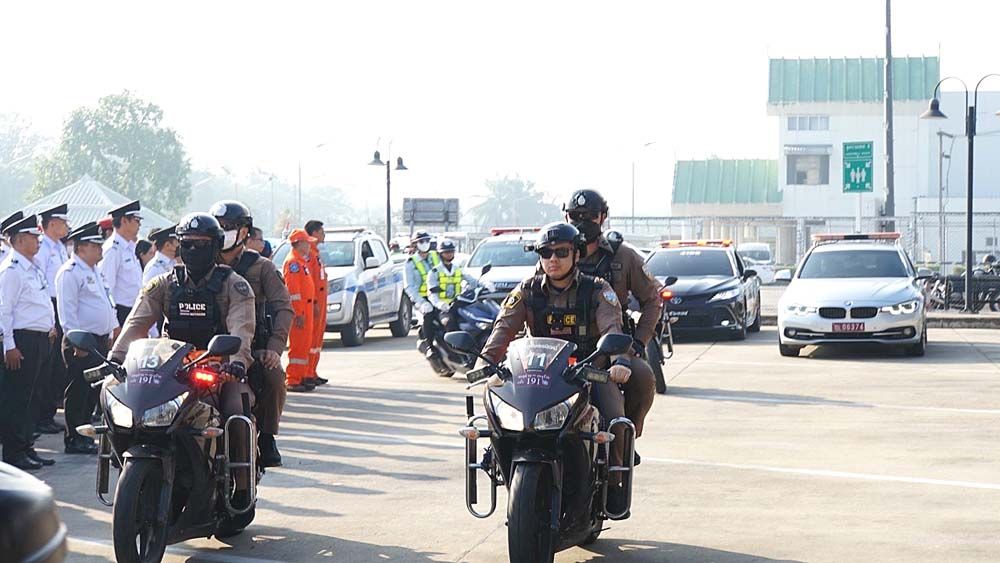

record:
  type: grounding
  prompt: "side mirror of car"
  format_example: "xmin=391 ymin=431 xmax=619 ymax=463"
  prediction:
xmin=65 ymin=330 xmax=100 ymax=356
xmin=444 ymin=331 xmax=477 ymax=353
xmin=916 ymin=267 xmax=934 ymax=279
xmin=743 ymin=269 xmax=757 ymax=280
xmin=662 ymin=275 xmax=678 ymax=287
xmin=595 ymin=333 xmax=633 ymax=356
xmin=364 ymin=256 xmax=380 ymax=270
xmin=774 ymin=269 xmax=792 ymax=284
xmin=207 ymin=335 xmax=242 ymax=357
xmin=480 ymin=264 xmax=492 ymax=276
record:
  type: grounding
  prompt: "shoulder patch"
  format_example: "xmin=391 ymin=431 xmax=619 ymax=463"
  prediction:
xmin=602 ymin=289 xmax=619 ymax=306
xmin=289 ymin=262 xmax=300 ymax=274
xmin=234 ymin=280 xmax=251 ymax=297
xmin=501 ymin=288 xmax=522 ymax=310
xmin=142 ymin=278 xmax=160 ymax=295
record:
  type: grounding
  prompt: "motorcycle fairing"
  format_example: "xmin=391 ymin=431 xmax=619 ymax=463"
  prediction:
xmin=110 ymin=338 xmax=194 ymax=414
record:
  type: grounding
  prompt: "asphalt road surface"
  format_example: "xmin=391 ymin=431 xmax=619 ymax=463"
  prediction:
xmin=36 ymin=326 xmax=1000 ymax=562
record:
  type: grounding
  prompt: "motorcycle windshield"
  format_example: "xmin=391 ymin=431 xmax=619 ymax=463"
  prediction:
xmin=494 ymin=338 xmax=581 ymax=419
xmin=110 ymin=338 xmax=194 ymax=413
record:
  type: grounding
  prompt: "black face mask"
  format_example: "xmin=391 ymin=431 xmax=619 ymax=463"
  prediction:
xmin=180 ymin=242 xmax=218 ymax=279
xmin=571 ymin=220 xmax=602 ymax=244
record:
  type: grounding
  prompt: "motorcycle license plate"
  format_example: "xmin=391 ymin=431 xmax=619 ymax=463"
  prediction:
xmin=832 ymin=322 xmax=865 ymax=332
xmin=667 ymin=310 xmax=688 ymax=317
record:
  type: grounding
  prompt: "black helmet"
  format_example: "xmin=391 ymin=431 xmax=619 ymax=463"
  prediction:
xmin=532 ymin=222 xmax=586 ymax=252
xmin=209 ymin=200 xmax=253 ymax=229
xmin=411 ymin=230 xmax=431 ymax=244
xmin=176 ymin=213 xmax=225 ymax=247
xmin=984 ymin=254 xmax=997 ymax=265
xmin=563 ymin=189 xmax=609 ymax=217
xmin=438 ymin=238 xmax=456 ymax=253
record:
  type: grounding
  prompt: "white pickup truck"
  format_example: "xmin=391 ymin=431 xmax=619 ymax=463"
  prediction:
xmin=272 ymin=227 xmax=411 ymax=346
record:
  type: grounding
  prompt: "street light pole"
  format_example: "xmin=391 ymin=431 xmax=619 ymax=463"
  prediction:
xmin=369 ymin=147 xmax=407 ymax=242
xmin=937 ymin=131 xmax=955 ymax=275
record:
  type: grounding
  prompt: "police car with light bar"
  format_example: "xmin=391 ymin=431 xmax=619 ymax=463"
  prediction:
xmin=463 ymin=228 xmax=541 ymax=303
xmin=777 ymin=232 xmax=932 ymax=357
xmin=644 ymin=239 xmax=762 ymax=339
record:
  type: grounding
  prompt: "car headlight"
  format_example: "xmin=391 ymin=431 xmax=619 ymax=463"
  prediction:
xmin=784 ymin=304 xmax=818 ymax=316
xmin=880 ymin=299 xmax=920 ymax=315
xmin=532 ymin=393 xmax=579 ymax=431
xmin=328 ymin=278 xmax=345 ymax=293
xmin=709 ymin=288 xmax=741 ymax=302
xmin=106 ymin=393 xmax=133 ymax=428
xmin=490 ymin=393 xmax=524 ymax=431
xmin=141 ymin=392 xmax=188 ymax=427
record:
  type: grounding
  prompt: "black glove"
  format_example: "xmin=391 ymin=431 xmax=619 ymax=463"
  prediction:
xmin=221 ymin=361 xmax=247 ymax=382
xmin=631 ymin=338 xmax=646 ymax=360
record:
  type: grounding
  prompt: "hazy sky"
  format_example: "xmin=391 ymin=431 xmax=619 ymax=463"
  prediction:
xmin=2 ymin=1 xmax=997 ymax=217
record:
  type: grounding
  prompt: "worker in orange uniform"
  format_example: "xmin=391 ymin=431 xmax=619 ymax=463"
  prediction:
xmin=303 ymin=220 xmax=328 ymax=386
xmin=283 ymin=229 xmax=316 ymax=392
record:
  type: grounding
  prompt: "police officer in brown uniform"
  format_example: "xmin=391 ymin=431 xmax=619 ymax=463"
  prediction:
xmin=563 ymin=189 xmax=659 ymax=444
xmin=211 ymin=200 xmax=292 ymax=467
xmin=481 ymin=222 xmax=633 ymax=510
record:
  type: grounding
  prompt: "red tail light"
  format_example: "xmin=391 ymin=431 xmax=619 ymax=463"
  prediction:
xmin=190 ymin=368 xmax=218 ymax=385
xmin=659 ymin=289 xmax=674 ymax=301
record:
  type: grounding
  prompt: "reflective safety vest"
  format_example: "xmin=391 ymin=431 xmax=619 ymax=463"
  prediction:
xmin=410 ymin=251 xmax=440 ymax=297
xmin=436 ymin=265 xmax=463 ymax=302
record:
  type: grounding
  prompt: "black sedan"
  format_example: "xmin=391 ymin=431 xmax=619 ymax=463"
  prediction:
xmin=645 ymin=241 xmax=762 ymax=339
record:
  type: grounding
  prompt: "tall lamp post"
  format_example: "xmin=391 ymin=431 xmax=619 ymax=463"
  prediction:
xmin=631 ymin=140 xmax=656 ymax=234
xmin=920 ymin=74 xmax=1000 ymax=313
xmin=368 ymin=148 xmax=407 ymax=242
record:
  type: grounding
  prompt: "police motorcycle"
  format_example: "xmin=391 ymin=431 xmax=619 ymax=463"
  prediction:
xmin=448 ymin=330 xmax=636 ymax=563
xmin=425 ymin=264 xmax=501 ymax=377
xmin=628 ymin=275 xmax=678 ymax=394
xmin=66 ymin=330 xmax=260 ymax=563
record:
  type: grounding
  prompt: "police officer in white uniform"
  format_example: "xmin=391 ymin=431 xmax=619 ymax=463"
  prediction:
xmin=0 ymin=211 xmax=23 ymax=264
xmin=98 ymin=200 xmax=144 ymax=325
xmin=36 ymin=203 xmax=72 ymax=435
xmin=142 ymin=225 xmax=178 ymax=284
xmin=57 ymin=221 xmax=119 ymax=454
xmin=0 ymin=214 xmax=56 ymax=471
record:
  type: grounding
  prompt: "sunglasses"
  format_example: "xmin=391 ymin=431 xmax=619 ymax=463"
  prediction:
xmin=568 ymin=210 xmax=599 ymax=222
xmin=180 ymin=239 xmax=214 ymax=249
xmin=536 ymin=247 xmax=573 ymax=259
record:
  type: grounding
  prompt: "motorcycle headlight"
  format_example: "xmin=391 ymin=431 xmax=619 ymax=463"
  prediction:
xmin=141 ymin=392 xmax=188 ymax=427
xmin=880 ymin=299 xmax=920 ymax=315
xmin=490 ymin=393 xmax=524 ymax=431
xmin=784 ymin=304 xmax=818 ymax=316
xmin=476 ymin=321 xmax=492 ymax=330
xmin=532 ymin=393 xmax=579 ymax=431
xmin=328 ymin=278 xmax=345 ymax=293
xmin=106 ymin=393 xmax=133 ymax=428
xmin=709 ymin=288 xmax=741 ymax=302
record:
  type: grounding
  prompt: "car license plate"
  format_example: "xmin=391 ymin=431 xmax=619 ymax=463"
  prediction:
xmin=667 ymin=310 xmax=688 ymax=317
xmin=832 ymin=322 xmax=865 ymax=332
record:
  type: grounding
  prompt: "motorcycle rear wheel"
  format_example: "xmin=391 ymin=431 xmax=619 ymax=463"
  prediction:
xmin=113 ymin=459 xmax=169 ymax=563
xmin=507 ymin=463 xmax=555 ymax=563
xmin=646 ymin=338 xmax=667 ymax=394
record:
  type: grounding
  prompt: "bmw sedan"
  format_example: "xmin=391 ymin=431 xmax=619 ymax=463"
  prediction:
xmin=777 ymin=233 xmax=930 ymax=357
xmin=645 ymin=241 xmax=761 ymax=340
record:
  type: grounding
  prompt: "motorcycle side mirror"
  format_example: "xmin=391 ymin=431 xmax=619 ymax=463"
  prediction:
xmin=65 ymin=330 xmax=101 ymax=357
xmin=444 ymin=331 xmax=477 ymax=353
xmin=595 ymin=333 xmax=633 ymax=356
xmin=480 ymin=264 xmax=492 ymax=276
xmin=662 ymin=275 xmax=678 ymax=287
xmin=207 ymin=335 xmax=242 ymax=357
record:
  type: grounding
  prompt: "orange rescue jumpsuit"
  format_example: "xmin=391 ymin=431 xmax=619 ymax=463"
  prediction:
xmin=307 ymin=240 xmax=327 ymax=380
xmin=283 ymin=249 xmax=315 ymax=386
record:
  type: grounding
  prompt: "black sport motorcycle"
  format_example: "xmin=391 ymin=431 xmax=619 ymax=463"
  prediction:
xmin=447 ymin=331 xmax=635 ymax=563
xmin=66 ymin=331 xmax=261 ymax=563
xmin=423 ymin=264 xmax=501 ymax=377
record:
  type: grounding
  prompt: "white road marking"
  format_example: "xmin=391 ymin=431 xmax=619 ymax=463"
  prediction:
xmin=645 ymin=457 xmax=1000 ymax=491
xmin=69 ymin=536 xmax=289 ymax=563
xmin=289 ymin=429 xmax=464 ymax=450
xmin=670 ymin=392 xmax=1000 ymax=414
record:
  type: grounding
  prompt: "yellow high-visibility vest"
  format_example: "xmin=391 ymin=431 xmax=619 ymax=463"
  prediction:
xmin=410 ymin=251 xmax=441 ymax=297
xmin=437 ymin=266 xmax=463 ymax=302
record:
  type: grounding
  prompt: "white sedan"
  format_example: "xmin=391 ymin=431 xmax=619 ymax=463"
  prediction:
xmin=777 ymin=234 xmax=931 ymax=357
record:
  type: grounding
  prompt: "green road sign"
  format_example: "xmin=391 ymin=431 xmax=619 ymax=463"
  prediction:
xmin=843 ymin=141 xmax=874 ymax=193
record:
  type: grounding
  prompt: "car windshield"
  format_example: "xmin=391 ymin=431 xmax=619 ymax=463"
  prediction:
xmin=798 ymin=249 xmax=909 ymax=279
xmin=646 ymin=249 xmax=734 ymax=277
xmin=468 ymin=241 xmax=538 ymax=267
xmin=272 ymin=240 xmax=356 ymax=268
xmin=739 ymin=249 xmax=771 ymax=262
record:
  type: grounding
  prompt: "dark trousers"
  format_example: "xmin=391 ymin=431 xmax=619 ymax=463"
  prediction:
xmin=0 ymin=330 xmax=51 ymax=459
xmin=62 ymin=334 xmax=108 ymax=442
xmin=249 ymin=353 xmax=287 ymax=435
xmin=37 ymin=298 xmax=67 ymax=424
xmin=115 ymin=305 xmax=132 ymax=327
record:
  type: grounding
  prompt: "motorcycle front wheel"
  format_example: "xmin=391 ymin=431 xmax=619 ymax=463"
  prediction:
xmin=507 ymin=463 xmax=555 ymax=563
xmin=113 ymin=458 xmax=169 ymax=563
xmin=646 ymin=338 xmax=667 ymax=394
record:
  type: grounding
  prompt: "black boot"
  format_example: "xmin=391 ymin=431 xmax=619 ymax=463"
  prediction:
xmin=65 ymin=436 xmax=98 ymax=455
xmin=5 ymin=452 xmax=43 ymax=471
xmin=314 ymin=377 xmax=329 ymax=385
xmin=36 ymin=420 xmax=65 ymax=434
xmin=258 ymin=433 xmax=282 ymax=468
xmin=26 ymin=448 xmax=56 ymax=466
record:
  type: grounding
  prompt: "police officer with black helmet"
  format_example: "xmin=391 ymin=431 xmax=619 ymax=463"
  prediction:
xmin=563 ymin=189 xmax=659 ymax=446
xmin=481 ymin=221 xmax=633 ymax=511
xmin=211 ymin=200 xmax=293 ymax=467
xmin=110 ymin=213 xmax=258 ymax=493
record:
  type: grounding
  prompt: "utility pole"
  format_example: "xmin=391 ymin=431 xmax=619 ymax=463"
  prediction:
xmin=297 ymin=161 xmax=302 ymax=227
xmin=937 ymin=131 xmax=954 ymax=274
xmin=883 ymin=0 xmax=896 ymax=230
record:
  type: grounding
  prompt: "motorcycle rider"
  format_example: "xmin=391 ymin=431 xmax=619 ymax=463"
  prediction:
xmin=404 ymin=231 xmax=441 ymax=356
xmin=481 ymin=222 xmax=633 ymax=511
xmin=980 ymin=254 xmax=997 ymax=275
xmin=109 ymin=212 xmax=257 ymax=495
xmin=563 ymin=189 xmax=659 ymax=445
xmin=211 ymin=200 xmax=293 ymax=467
xmin=427 ymin=238 xmax=489 ymax=331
